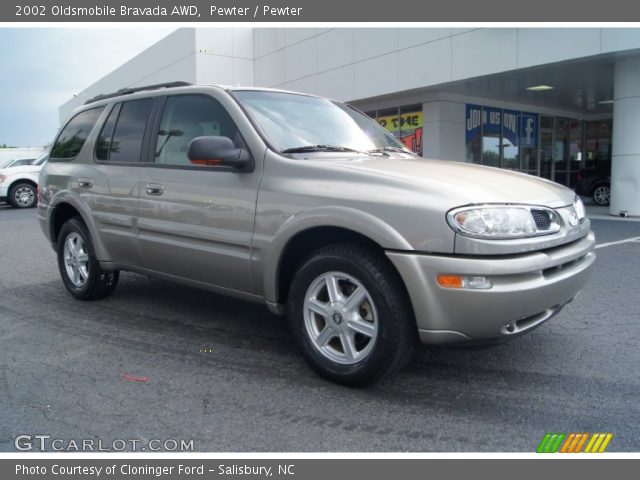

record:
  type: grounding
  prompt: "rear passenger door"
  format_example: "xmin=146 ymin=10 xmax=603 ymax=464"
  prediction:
xmin=77 ymin=98 xmax=156 ymax=267
xmin=137 ymin=93 xmax=260 ymax=293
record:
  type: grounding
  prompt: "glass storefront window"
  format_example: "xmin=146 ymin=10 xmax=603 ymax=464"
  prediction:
xmin=554 ymin=118 xmax=569 ymax=187
xmin=467 ymin=136 xmax=482 ymax=164
xmin=482 ymin=135 xmax=501 ymax=167
xmin=376 ymin=108 xmax=400 ymax=137
xmin=569 ymin=118 xmax=583 ymax=182
xmin=585 ymin=120 xmax=612 ymax=172
xmin=539 ymin=121 xmax=553 ymax=180
xmin=367 ymin=105 xmax=423 ymax=155
xmin=465 ymin=105 xmax=538 ymax=172
xmin=502 ymin=137 xmax=518 ymax=169
xmin=597 ymin=121 xmax=612 ymax=166
xmin=585 ymin=121 xmax=598 ymax=169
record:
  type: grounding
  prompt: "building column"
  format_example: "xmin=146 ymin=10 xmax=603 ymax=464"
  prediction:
xmin=421 ymin=101 xmax=466 ymax=161
xmin=611 ymin=56 xmax=640 ymax=216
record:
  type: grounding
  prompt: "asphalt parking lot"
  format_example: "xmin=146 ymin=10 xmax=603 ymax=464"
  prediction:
xmin=0 ymin=205 xmax=638 ymax=452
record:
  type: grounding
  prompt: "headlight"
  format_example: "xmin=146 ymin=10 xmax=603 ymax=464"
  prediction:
xmin=447 ymin=205 xmax=561 ymax=239
xmin=574 ymin=196 xmax=586 ymax=220
xmin=0 ymin=175 xmax=6 ymax=184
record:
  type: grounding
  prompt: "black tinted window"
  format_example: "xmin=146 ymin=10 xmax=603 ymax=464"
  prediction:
xmin=50 ymin=107 xmax=104 ymax=159
xmin=95 ymin=103 xmax=121 ymax=160
xmin=155 ymin=95 xmax=241 ymax=166
xmin=103 ymin=98 xmax=153 ymax=163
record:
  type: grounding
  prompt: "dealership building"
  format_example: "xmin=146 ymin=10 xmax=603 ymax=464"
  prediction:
xmin=60 ymin=28 xmax=640 ymax=216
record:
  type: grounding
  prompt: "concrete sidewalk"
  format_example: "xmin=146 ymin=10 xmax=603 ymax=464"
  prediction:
xmin=586 ymin=204 xmax=640 ymax=222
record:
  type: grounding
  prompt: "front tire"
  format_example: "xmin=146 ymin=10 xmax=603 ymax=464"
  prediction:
xmin=8 ymin=182 xmax=37 ymax=208
xmin=288 ymin=243 xmax=416 ymax=386
xmin=57 ymin=217 xmax=119 ymax=300
xmin=592 ymin=184 xmax=610 ymax=206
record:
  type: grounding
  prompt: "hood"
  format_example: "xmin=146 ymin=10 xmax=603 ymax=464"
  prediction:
xmin=0 ymin=164 xmax=43 ymax=176
xmin=334 ymin=156 xmax=575 ymax=209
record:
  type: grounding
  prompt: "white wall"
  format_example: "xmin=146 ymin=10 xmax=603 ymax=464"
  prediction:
xmin=254 ymin=28 xmax=640 ymax=102
xmin=59 ymin=28 xmax=258 ymax=123
xmin=59 ymin=29 xmax=198 ymax=122
xmin=194 ymin=28 xmax=254 ymax=86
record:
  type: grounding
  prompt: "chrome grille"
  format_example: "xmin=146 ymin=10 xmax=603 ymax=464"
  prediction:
xmin=531 ymin=208 xmax=553 ymax=231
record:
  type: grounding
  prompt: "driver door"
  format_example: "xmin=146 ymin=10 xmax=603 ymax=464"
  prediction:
xmin=137 ymin=93 xmax=260 ymax=293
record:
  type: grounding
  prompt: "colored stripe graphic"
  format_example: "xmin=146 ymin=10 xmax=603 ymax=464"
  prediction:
xmin=537 ymin=433 xmax=566 ymax=453
xmin=538 ymin=433 xmax=613 ymax=453
xmin=584 ymin=433 xmax=613 ymax=453
xmin=560 ymin=433 xmax=589 ymax=453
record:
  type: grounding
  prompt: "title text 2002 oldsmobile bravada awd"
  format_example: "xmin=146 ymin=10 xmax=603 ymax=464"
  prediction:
xmin=38 ymin=82 xmax=595 ymax=385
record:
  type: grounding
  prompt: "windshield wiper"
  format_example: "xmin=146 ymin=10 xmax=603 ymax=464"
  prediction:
xmin=281 ymin=144 xmax=366 ymax=154
xmin=368 ymin=146 xmax=413 ymax=155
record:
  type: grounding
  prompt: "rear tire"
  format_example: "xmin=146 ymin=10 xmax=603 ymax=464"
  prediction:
xmin=287 ymin=243 xmax=416 ymax=386
xmin=57 ymin=217 xmax=119 ymax=300
xmin=8 ymin=182 xmax=37 ymax=208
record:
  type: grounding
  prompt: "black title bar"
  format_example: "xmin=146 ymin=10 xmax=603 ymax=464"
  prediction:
xmin=4 ymin=0 xmax=640 ymax=22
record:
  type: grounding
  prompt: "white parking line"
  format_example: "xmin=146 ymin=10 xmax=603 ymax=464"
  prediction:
xmin=595 ymin=236 xmax=640 ymax=249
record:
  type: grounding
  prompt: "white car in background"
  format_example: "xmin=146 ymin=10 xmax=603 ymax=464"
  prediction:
xmin=0 ymin=158 xmax=36 ymax=169
xmin=0 ymin=153 xmax=48 ymax=208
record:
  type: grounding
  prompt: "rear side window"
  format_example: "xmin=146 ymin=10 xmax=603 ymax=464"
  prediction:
xmin=95 ymin=103 xmax=121 ymax=160
xmin=96 ymin=98 xmax=154 ymax=163
xmin=50 ymin=107 xmax=104 ymax=160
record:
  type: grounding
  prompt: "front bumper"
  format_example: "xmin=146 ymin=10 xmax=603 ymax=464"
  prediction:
xmin=387 ymin=231 xmax=596 ymax=345
xmin=0 ymin=185 xmax=8 ymax=200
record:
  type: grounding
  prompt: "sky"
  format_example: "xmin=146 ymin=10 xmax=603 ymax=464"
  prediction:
xmin=0 ymin=27 xmax=176 ymax=147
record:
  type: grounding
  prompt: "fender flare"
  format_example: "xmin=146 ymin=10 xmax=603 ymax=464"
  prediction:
xmin=262 ymin=206 xmax=413 ymax=303
xmin=48 ymin=191 xmax=110 ymax=261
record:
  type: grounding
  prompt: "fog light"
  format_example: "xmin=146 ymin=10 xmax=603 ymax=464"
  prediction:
xmin=437 ymin=275 xmax=492 ymax=289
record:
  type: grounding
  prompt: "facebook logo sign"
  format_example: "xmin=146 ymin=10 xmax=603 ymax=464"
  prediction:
xmin=520 ymin=113 xmax=538 ymax=148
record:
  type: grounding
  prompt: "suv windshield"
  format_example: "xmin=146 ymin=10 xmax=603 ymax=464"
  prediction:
xmin=232 ymin=90 xmax=409 ymax=155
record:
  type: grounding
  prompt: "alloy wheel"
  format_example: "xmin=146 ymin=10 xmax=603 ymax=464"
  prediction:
xmin=303 ymin=271 xmax=379 ymax=365
xmin=63 ymin=232 xmax=90 ymax=287
xmin=593 ymin=185 xmax=610 ymax=206
xmin=14 ymin=186 xmax=35 ymax=207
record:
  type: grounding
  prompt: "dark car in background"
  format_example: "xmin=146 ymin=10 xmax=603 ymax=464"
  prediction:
xmin=575 ymin=164 xmax=611 ymax=206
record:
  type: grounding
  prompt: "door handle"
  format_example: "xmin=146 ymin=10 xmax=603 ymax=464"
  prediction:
xmin=77 ymin=178 xmax=93 ymax=188
xmin=145 ymin=183 xmax=164 ymax=196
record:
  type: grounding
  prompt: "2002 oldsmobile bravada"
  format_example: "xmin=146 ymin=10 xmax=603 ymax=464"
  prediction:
xmin=38 ymin=82 xmax=595 ymax=385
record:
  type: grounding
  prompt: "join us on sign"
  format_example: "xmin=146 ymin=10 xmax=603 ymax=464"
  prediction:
xmin=465 ymin=104 xmax=538 ymax=147
xmin=466 ymin=109 xmax=517 ymax=133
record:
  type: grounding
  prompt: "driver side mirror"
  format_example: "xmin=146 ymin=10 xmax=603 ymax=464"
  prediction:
xmin=187 ymin=136 xmax=251 ymax=171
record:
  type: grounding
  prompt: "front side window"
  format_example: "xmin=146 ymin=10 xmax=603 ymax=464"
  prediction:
xmin=154 ymin=95 xmax=241 ymax=167
xmin=96 ymin=99 xmax=154 ymax=163
xmin=50 ymin=107 xmax=104 ymax=159
xmin=232 ymin=91 xmax=406 ymax=154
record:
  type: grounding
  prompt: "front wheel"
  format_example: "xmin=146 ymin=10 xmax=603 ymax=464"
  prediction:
xmin=8 ymin=183 xmax=37 ymax=208
xmin=57 ymin=217 xmax=119 ymax=300
xmin=288 ymin=243 xmax=416 ymax=386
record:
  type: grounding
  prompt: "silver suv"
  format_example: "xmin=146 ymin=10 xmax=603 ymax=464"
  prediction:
xmin=38 ymin=82 xmax=595 ymax=385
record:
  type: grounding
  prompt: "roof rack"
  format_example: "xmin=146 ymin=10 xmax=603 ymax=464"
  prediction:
xmin=84 ymin=81 xmax=192 ymax=105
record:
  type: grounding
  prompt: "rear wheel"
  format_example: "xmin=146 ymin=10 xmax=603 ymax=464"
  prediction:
xmin=592 ymin=184 xmax=610 ymax=206
xmin=57 ymin=217 xmax=119 ymax=300
xmin=288 ymin=243 xmax=416 ymax=386
xmin=8 ymin=183 xmax=36 ymax=208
